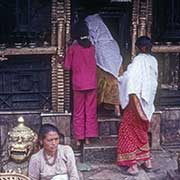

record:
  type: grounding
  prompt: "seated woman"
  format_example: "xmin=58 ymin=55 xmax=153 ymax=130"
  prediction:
xmin=28 ymin=124 xmax=79 ymax=180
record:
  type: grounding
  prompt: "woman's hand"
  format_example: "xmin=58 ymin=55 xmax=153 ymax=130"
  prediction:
xmin=130 ymin=94 xmax=149 ymax=121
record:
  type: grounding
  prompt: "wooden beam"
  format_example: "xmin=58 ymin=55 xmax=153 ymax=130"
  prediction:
xmin=0 ymin=47 xmax=57 ymax=56
xmin=152 ymin=45 xmax=180 ymax=53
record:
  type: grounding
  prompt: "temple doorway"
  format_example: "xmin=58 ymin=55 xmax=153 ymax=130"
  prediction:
xmin=72 ymin=0 xmax=132 ymax=117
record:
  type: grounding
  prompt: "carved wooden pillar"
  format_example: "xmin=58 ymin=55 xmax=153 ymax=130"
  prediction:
xmin=56 ymin=0 xmax=65 ymax=112
xmin=51 ymin=0 xmax=58 ymax=111
xmin=147 ymin=0 xmax=152 ymax=38
xmin=50 ymin=0 xmax=71 ymax=112
xmin=138 ymin=1 xmax=147 ymax=37
xmin=131 ymin=0 xmax=140 ymax=57
xmin=64 ymin=0 xmax=71 ymax=112
xmin=138 ymin=0 xmax=153 ymax=37
xmin=51 ymin=0 xmax=57 ymax=46
xmin=51 ymin=55 xmax=58 ymax=111
xmin=131 ymin=22 xmax=137 ymax=58
xmin=131 ymin=0 xmax=153 ymax=57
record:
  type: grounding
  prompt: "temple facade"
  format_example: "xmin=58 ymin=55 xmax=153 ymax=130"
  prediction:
xmin=0 ymin=0 xmax=180 ymax=163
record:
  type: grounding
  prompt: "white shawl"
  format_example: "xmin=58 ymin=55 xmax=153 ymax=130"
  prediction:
xmin=85 ymin=14 xmax=123 ymax=78
xmin=118 ymin=53 xmax=158 ymax=121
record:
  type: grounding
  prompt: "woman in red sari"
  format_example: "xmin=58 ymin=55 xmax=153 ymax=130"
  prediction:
xmin=117 ymin=36 xmax=158 ymax=175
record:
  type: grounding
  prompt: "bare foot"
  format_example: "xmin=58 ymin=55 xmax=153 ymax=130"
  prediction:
xmin=85 ymin=138 xmax=90 ymax=145
xmin=127 ymin=164 xmax=139 ymax=175
xmin=144 ymin=159 xmax=152 ymax=169
xmin=141 ymin=159 xmax=152 ymax=172
xmin=76 ymin=140 xmax=81 ymax=147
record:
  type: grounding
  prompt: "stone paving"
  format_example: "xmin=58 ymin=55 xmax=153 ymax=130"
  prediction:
xmin=77 ymin=149 xmax=178 ymax=180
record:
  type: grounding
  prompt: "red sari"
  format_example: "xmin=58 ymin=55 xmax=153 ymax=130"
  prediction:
xmin=117 ymin=97 xmax=150 ymax=166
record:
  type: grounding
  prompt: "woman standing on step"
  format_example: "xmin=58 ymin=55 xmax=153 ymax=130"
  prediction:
xmin=64 ymin=21 xmax=98 ymax=146
xmin=85 ymin=13 xmax=123 ymax=117
xmin=117 ymin=36 xmax=158 ymax=175
xmin=28 ymin=124 xmax=79 ymax=180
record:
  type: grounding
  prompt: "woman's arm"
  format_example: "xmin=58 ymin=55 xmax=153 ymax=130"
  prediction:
xmin=28 ymin=155 xmax=40 ymax=180
xmin=65 ymin=146 xmax=80 ymax=180
xmin=130 ymin=94 xmax=149 ymax=121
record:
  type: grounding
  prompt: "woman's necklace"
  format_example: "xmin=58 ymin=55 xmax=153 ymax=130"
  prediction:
xmin=43 ymin=149 xmax=57 ymax=166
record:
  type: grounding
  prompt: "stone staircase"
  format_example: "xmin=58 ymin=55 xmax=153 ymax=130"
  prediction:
xmin=74 ymin=114 xmax=122 ymax=163
xmin=73 ymin=111 xmax=162 ymax=163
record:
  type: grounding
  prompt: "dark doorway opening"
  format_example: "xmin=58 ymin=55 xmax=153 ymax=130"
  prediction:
xmin=72 ymin=0 xmax=132 ymax=64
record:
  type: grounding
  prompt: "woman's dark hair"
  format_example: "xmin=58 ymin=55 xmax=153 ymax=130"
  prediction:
xmin=39 ymin=123 xmax=61 ymax=140
xmin=135 ymin=36 xmax=153 ymax=53
xmin=72 ymin=21 xmax=91 ymax=48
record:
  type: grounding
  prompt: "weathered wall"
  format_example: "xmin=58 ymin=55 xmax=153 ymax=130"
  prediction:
xmin=161 ymin=108 xmax=180 ymax=146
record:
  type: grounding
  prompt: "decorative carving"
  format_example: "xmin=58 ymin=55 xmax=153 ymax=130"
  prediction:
xmin=57 ymin=63 xmax=65 ymax=112
xmin=56 ymin=0 xmax=65 ymax=112
xmin=0 ymin=55 xmax=8 ymax=61
xmin=51 ymin=0 xmax=57 ymax=46
xmin=51 ymin=0 xmax=67 ymax=112
xmin=138 ymin=1 xmax=147 ymax=37
xmin=51 ymin=55 xmax=58 ymax=112
xmin=147 ymin=0 xmax=152 ymax=37
xmin=131 ymin=0 xmax=153 ymax=57
xmin=131 ymin=0 xmax=140 ymax=57
xmin=2 ymin=116 xmax=37 ymax=175
xmin=8 ymin=116 xmax=37 ymax=162
xmin=64 ymin=0 xmax=71 ymax=112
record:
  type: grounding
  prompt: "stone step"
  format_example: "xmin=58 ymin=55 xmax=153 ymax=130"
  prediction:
xmin=72 ymin=136 xmax=118 ymax=163
xmin=98 ymin=115 xmax=121 ymax=137
xmin=82 ymin=137 xmax=118 ymax=163
xmin=74 ymin=150 xmax=82 ymax=163
xmin=72 ymin=116 xmax=121 ymax=163
xmin=162 ymin=143 xmax=180 ymax=153
xmin=159 ymin=89 xmax=180 ymax=106
xmin=73 ymin=112 xmax=162 ymax=163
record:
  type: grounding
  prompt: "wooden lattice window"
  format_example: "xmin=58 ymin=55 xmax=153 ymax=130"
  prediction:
xmin=0 ymin=55 xmax=51 ymax=111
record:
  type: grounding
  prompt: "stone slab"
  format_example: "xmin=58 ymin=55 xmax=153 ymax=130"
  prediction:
xmin=160 ymin=108 xmax=180 ymax=145
xmin=149 ymin=112 xmax=162 ymax=150
xmin=167 ymin=169 xmax=180 ymax=180
xmin=83 ymin=146 xmax=117 ymax=163
xmin=80 ymin=151 xmax=178 ymax=180
xmin=88 ymin=169 xmax=150 ymax=180
xmin=82 ymin=137 xmax=118 ymax=163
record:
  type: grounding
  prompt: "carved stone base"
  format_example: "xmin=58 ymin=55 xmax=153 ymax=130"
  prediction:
xmin=161 ymin=107 xmax=180 ymax=145
xmin=149 ymin=111 xmax=162 ymax=150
